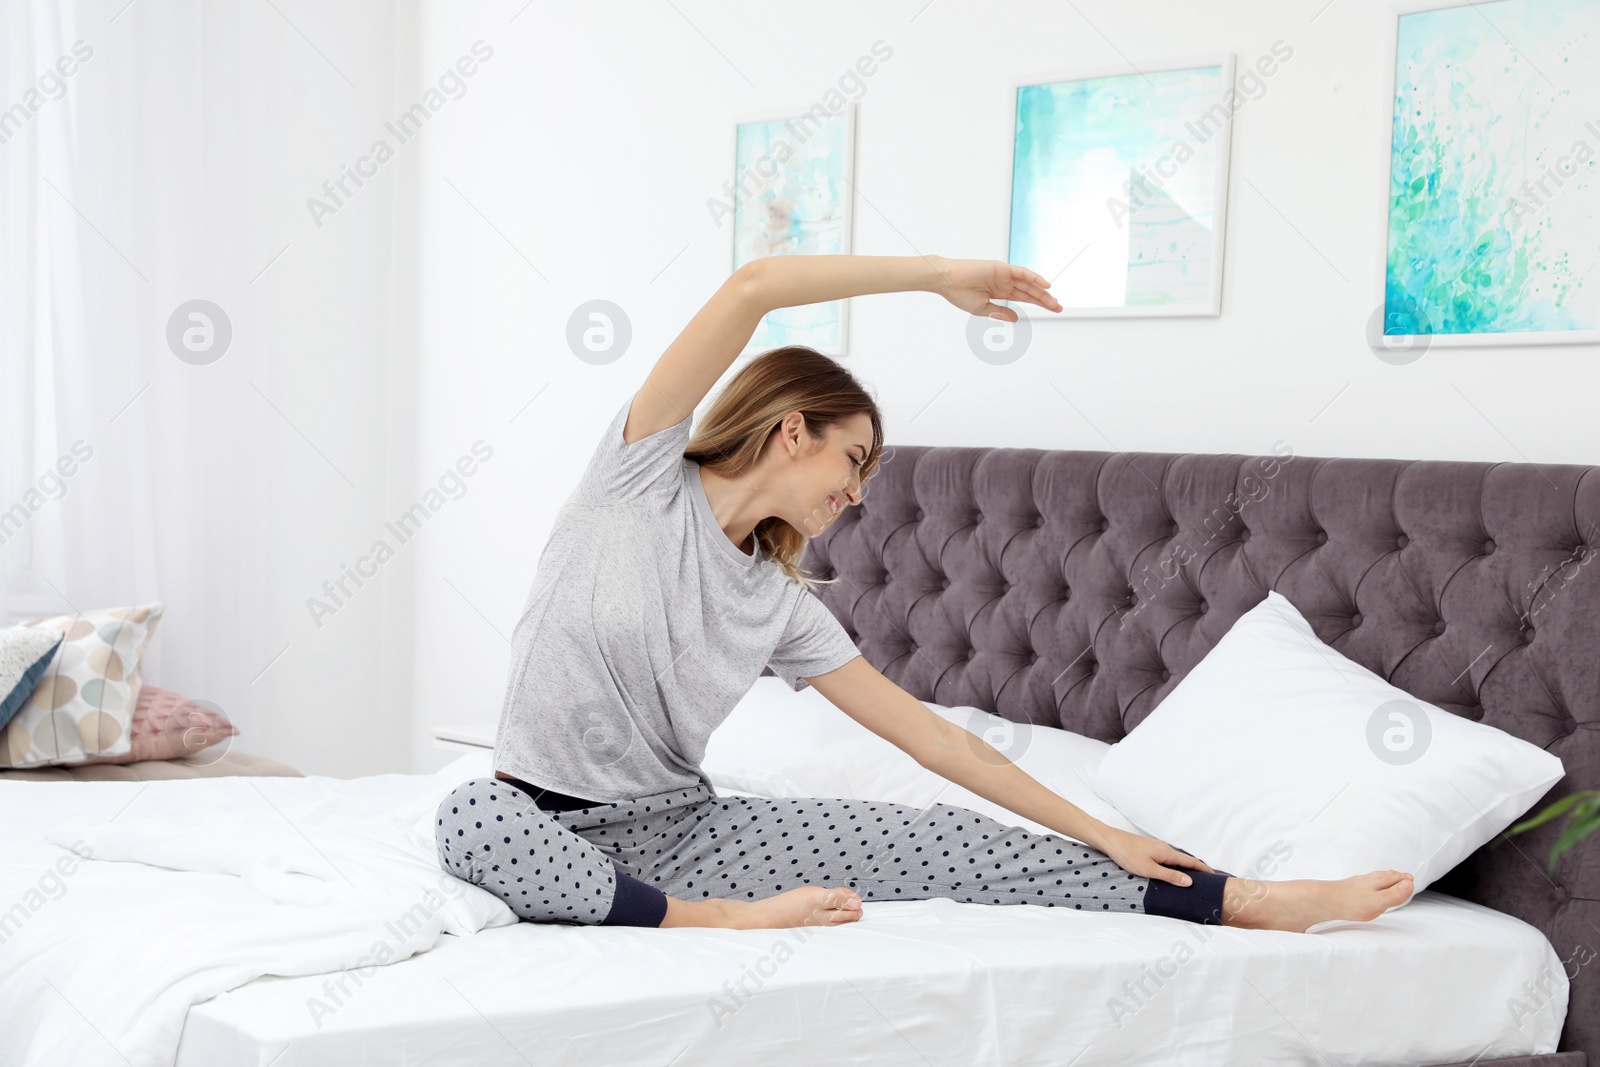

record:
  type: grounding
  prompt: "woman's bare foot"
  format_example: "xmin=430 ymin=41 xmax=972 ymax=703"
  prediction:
xmin=1222 ymin=870 xmax=1416 ymax=932
xmin=660 ymin=886 xmax=863 ymax=930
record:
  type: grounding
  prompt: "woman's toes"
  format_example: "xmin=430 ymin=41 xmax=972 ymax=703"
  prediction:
xmin=821 ymin=893 xmax=862 ymax=924
xmin=802 ymin=887 xmax=861 ymax=925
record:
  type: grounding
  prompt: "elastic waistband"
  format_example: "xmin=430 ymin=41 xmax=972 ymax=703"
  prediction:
xmin=494 ymin=773 xmax=603 ymax=813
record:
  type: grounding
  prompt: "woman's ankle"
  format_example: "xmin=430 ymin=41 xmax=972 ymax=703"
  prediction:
xmin=659 ymin=895 xmax=738 ymax=929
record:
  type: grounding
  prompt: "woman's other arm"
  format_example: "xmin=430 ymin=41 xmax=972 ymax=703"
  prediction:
xmin=806 ymin=656 xmax=1210 ymax=888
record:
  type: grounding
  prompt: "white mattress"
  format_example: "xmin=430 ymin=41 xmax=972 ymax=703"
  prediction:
xmin=174 ymin=890 xmax=1565 ymax=1067
xmin=0 ymin=756 xmax=1567 ymax=1067
xmin=180 ymin=778 xmax=1566 ymax=1067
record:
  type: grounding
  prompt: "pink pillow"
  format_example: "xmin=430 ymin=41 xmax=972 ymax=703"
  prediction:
xmin=75 ymin=685 xmax=239 ymax=765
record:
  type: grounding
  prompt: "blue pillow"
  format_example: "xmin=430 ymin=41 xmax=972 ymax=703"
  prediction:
xmin=0 ymin=627 xmax=65 ymax=730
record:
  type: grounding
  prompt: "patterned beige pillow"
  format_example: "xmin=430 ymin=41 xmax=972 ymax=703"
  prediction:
xmin=0 ymin=604 xmax=165 ymax=769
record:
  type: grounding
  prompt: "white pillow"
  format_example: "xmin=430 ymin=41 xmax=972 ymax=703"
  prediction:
xmin=701 ymin=677 xmax=883 ymax=797
xmin=1087 ymin=590 xmax=1565 ymax=892
xmin=704 ymin=677 xmax=1139 ymax=843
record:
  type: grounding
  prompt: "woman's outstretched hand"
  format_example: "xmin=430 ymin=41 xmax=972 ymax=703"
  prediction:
xmin=1092 ymin=825 xmax=1217 ymax=887
xmin=929 ymin=255 xmax=1063 ymax=320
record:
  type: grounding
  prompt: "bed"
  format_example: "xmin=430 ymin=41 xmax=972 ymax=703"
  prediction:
xmin=1 ymin=441 xmax=1593 ymax=1066
xmin=0 ymin=748 xmax=1567 ymax=1067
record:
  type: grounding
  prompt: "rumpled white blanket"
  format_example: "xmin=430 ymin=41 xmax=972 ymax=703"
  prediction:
xmin=0 ymin=758 xmax=514 ymax=1067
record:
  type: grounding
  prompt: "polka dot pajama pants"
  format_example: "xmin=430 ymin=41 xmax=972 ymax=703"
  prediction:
xmin=435 ymin=777 xmax=1232 ymax=928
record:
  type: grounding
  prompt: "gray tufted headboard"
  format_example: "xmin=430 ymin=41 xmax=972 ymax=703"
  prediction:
xmin=791 ymin=443 xmax=1599 ymax=1058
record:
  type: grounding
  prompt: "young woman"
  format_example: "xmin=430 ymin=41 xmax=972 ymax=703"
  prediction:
xmin=436 ymin=254 xmax=1416 ymax=932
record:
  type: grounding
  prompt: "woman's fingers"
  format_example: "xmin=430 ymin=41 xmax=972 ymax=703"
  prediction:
xmin=991 ymin=267 xmax=1060 ymax=311
xmin=1011 ymin=281 xmax=1061 ymax=310
xmin=1152 ymin=865 xmax=1194 ymax=886
xmin=1164 ymin=848 xmax=1216 ymax=874
xmin=1002 ymin=262 xmax=1051 ymax=288
xmin=1006 ymin=264 xmax=1058 ymax=303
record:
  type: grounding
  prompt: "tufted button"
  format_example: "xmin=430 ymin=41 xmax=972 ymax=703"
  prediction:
xmin=973 ymin=513 xmax=984 ymax=525
xmin=1523 ymin=626 xmax=1535 ymax=644
xmin=965 ymin=647 xmax=976 ymax=660
xmin=1433 ymin=620 xmax=1446 ymax=635
xmin=1239 ymin=528 xmax=1251 ymax=543
xmin=1099 ymin=518 xmax=1110 ymax=533
xmin=1025 ymin=651 xmax=1037 ymax=665
xmin=1159 ymin=668 xmax=1171 ymax=682
xmin=1482 ymin=539 xmax=1495 ymax=554
xmin=915 ymin=509 xmax=925 ymax=522
xmin=940 ymin=577 xmax=951 ymax=591
xmin=1315 ymin=530 xmax=1328 ymax=545
xmin=1351 ymin=613 xmax=1363 ymax=627
xmin=1033 ymin=515 xmax=1045 ymax=529
xmin=1000 ymin=581 xmax=1011 ymax=595
xmin=1397 ymin=534 xmax=1409 ymax=549
xmin=1084 ymin=659 xmax=1097 ymax=674
xmin=1198 ymin=600 xmax=1209 ymax=614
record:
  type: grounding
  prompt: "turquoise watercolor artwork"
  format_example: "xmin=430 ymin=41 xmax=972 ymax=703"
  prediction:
xmin=1385 ymin=0 xmax=1599 ymax=341
xmin=1009 ymin=62 xmax=1231 ymax=315
xmin=732 ymin=109 xmax=853 ymax=355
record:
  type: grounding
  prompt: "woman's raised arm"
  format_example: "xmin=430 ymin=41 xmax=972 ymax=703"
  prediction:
xmin=624 ymin=261 xmax=769 ymax=445
xmin=625 ymin=254 xmax=1061 ymax=446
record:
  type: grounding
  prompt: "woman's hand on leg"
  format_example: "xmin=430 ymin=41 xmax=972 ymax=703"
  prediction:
xmin=1093 ymin=826 xmax=1216 ymax=887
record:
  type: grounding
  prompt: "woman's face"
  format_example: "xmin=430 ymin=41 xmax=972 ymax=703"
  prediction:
xmin=777 ymin=411 xmax=874 ymax=537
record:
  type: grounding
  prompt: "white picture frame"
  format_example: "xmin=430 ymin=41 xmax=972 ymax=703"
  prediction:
xmin=1005 ymin=54 xmax=1236 ymax=320
xmin=729 ymin=102 xmax=856 ymax=357
xmin=1371 ymin=0 xmax=1600 ymax=350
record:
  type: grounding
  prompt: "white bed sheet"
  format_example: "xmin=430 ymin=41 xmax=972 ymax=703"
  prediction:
xmin=174 ymin=893 xmax=1567 ymax=1067
xmin=1 ymin=753 xmax=1568 ymax=1067
xmin=182 ymin=756 xmax=1566 ymax=1067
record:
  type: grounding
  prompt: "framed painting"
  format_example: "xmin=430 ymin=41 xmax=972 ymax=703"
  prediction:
xmin=1376 ymin=0 xmax=1600 ymax=348
xmin=1006 ymin=55 xmax=1236 ymax=319
xmin=729 ymin=103 xmax=856 ymax=357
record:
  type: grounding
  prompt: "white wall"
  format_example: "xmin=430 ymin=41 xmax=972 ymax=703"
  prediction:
xmin=405 ymin=0 xmax=1599 ymax=772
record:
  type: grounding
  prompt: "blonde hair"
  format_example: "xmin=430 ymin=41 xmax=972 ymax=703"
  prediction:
xmin=684 ymin=346 xmax=884 ymax=590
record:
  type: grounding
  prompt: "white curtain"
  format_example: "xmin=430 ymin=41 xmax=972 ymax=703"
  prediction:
xmin=0 ymin=0 xmax=160 ymax=628
xmin=1 ymin=0 xmax=419 ymax=775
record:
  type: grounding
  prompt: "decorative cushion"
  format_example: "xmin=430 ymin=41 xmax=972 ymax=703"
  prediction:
xmin=1087 ymin=590 xmax=1566 ymax=896
xmin=74 ymin=685 xmax=239 ymax=766
xmin=0 ymin=626 xmax=64 ymax=730
xmin=0 ymin=604 xmax=165 ymax=769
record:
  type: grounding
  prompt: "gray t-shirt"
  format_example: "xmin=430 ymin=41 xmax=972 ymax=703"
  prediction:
xmin=492 ymin=396 xmax=863 ymax=802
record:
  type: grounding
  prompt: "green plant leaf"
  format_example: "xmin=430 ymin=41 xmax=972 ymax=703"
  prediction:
xmin=1510 ymin=790 xmax=1596 ymax=834
xmin=1547 ymin=811 xmax=1600 ymax=873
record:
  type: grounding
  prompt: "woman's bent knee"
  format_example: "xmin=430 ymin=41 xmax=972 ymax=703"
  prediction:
xmin=433 ymin=776 xmax=661 ymax=927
